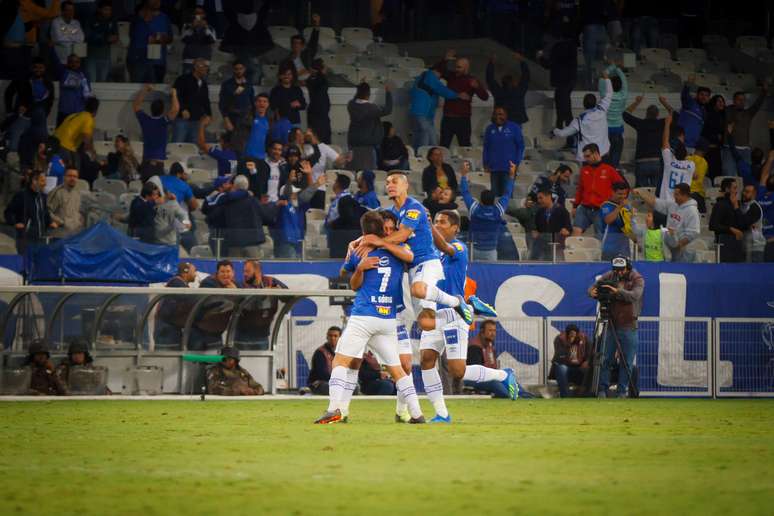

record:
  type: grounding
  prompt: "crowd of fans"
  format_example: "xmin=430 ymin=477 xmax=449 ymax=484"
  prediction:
xmin=1 ymin=2 xmax=773 ymax=263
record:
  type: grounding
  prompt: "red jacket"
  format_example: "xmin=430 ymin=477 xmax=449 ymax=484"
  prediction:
xmin=574 ymin=163 xmax=624 ymax=209
xmin=434 ymin=60 xmax=489 ymax=118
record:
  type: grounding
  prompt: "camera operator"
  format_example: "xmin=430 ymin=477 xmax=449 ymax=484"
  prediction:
xmin=587 ymin=256 xmax=644 ymax=398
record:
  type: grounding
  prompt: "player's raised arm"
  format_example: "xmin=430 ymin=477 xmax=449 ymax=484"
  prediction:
xmin=431 ymin=216 xmax=456 ymax=256
xmin=360 ymin=234 xmax=414 ymax=263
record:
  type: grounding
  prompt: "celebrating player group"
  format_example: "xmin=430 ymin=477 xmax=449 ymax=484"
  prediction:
xmin=314 ymin=165 xmax=519 ymax=425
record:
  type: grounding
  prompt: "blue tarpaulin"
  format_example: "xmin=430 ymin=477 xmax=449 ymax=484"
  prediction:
xmin=27 ymin=222 xmax=178 ymax=284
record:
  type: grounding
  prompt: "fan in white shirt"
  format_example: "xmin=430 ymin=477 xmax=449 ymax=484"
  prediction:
xmin=302 ymin=128 xmax=351 ymax=191
xmin=659 ymin=113 xmax=696 ymax=200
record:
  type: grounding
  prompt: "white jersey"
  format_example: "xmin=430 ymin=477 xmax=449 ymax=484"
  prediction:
xmin=659 ymin=148 xmax=695 ymax=200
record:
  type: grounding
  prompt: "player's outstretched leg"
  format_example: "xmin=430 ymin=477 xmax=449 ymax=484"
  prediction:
xmin=463 ymin=365 xmax=518 ymax=400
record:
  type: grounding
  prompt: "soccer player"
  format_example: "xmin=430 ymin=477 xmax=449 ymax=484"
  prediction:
xmin=315 ymin=211 xmax=426 ymax=424
xmin=417 ymin=210 xmax=518 ymax=422
xmin=381 ymin=209 xmax=419 ymax=422
xmin=345 ymin=210 xmax=415 ymax=421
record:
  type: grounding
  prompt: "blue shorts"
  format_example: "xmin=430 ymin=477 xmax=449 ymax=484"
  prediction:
xmin=574 ymin=205 xmax=603 ymax=235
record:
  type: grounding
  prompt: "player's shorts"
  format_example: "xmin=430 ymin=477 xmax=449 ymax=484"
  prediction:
xmin=419 ymin=317 xmax=469 ymax=361
xmin=408 ymin=259 xmax=445 ymax=311
xmin=409 ymin=258 xmax=444 ymax=287
xmin=396 ymin=310 xmax=413 ymax=355
xmin=336 ymin=316 xmax=400 ymax=366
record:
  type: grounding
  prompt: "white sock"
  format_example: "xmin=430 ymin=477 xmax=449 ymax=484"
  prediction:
xmin=421 ymin=368 xmax=448 ymax=418
xmin=463 ymin=365 xmax=507 ymax=383
xmin=338 ymin=368 xmax=359 ymax=416
xmin=425 ymin=284 xmax=459 ymax=307
xmin=326 ymin=366 xmax=348 ymax=412
xmin=396 ymin=375 xmax=423 ymax=419
xmin=395 ymin=372 xmax=410 ymax=415
xmin=435 ymin=308 xmax=457 ymax=328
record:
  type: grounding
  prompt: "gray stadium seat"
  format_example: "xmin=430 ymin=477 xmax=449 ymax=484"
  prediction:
xmin=94 ymin=178 xmax=127 ymax=199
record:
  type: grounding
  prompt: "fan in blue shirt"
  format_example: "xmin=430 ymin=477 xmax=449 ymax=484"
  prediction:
xmin=460 ymin=160 xmax=516 ymax=255
xmin=197 ymin=115 xmax=238 ymax=176
xmin=133 ymin=84 xmax=180 ymax=162
xmin=244 ymin=94 xmax=270 ymax=159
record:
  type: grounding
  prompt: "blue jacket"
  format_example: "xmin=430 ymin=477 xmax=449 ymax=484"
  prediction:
xmin=677 ymin=84 xmax=705 ymax=148
xmin=354 ymin=190 xmax=380 ymax=210
xmin=51 ymin=49 xmax=92 ymax=117
xmin=276 ymin=202 xmax=304 ymax=244
xmin=483 ymin=121 xmax=524 ymax=172
xmin=460 ymin=176 xmax=513 ymax=250
xmin=409 ymin=69 xmax=457 ymax=119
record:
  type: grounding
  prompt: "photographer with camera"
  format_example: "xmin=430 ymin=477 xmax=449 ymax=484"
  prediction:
xmin=587 ymin=256 xmax=644 ymax=398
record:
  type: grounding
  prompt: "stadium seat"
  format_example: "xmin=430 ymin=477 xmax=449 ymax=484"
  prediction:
xmin=340 ymin=27 xmax=374 ymax=51
xmin=187 ymin=155 xmax=217 ymax=170
xmin=305 ymin=208 xmax=326 ymax=222
xmin=322 ymin=52 xmax=357 ymax=68
xmin=409 ymin=156 xmax=428 ymax=172
xmin=385 ymin=69 xmax=412 ymax=87
xmin=650 ymin=71 xmax=685 ymax=92
xmin=385 ymin=56 xmax=425 ymax=69
xmin=268 ymin=26 xmax=299 ymax=50
xmin=355 ymin=66 xmax=381 ymax=84
xmin=190 ymin=245 xmax=213 ymax=258
xmin=94 ymin=141 xmax=115 ymax=157
xmin=468 ymin=172 xmax=488 ymax=186
xmin=330 ymin=64 xmax=357 ymax=83
xmin=129 ymin=141 xmax=144 ymax=158
xmin=702 ymin=34 xmax=729 ymax=48
xmin=303 ymin=26 xmax=337 ymax=52
xmin=74 ymin=179 xmax=90 ymax=193
xmin=564 ymin=248 xmax=595 ymax=262
xmin=565 ymin=236 xmax=600 ymax=250
xmin=188 ymin=168 xmax=215 ymax=185
xmin=367 ymin=42 xmax=399 ymax=56
xmin=168 ymin=143 xmax=199 ymax=159
xmin=676 ymin=48 xmax=708 ymax=63
xmin=735 ymin=35 xmax=767 ymax=51
xmin=536 ymin=135 xmax=565 ymax=151
xmin=725 ymin=73 xmax=757 ymax=92
xmin=640 ymin=47 xmax=672 ymax=66
xmin=94 ymin=178 xmax=128 ymax=199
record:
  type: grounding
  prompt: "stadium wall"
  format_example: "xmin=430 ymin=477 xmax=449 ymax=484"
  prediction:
xmin=1 ymin=258 xmax=770 ymax=397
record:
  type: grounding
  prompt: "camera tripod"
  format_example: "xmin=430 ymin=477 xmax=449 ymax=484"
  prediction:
xmin=590 ymin=314 xmax=638 ymax=398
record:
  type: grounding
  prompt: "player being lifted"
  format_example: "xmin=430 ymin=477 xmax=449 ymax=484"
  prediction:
xmin=417 ymin=209 xmax=519 ymax=422
xmin=357 ymin=170 xmax=498 ymax=420
xmin=315 ymin=211 xmax=426 ymax=424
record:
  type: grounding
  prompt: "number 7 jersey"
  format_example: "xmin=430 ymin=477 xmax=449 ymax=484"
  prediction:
xmin=342 ymin=248 xmax=405 ymax=319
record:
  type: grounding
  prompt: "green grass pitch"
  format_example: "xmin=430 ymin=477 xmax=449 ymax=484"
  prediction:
xmin=1 ymin=399 xmax=773 ymax=516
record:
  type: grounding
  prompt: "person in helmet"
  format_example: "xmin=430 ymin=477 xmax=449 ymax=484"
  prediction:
xmin=205 ymin=347 xmax=264 ymax=396
xmin=26 ymin=339 xmax=67 ymax=395
xmin=587 ymin=256 xmax=645 ymax=398
xmin=55 ymin=337 xmax=94 ymax=392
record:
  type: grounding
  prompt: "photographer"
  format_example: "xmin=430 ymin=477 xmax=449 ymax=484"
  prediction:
xmin=587 ymin=256 xmax=644 ymax=398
